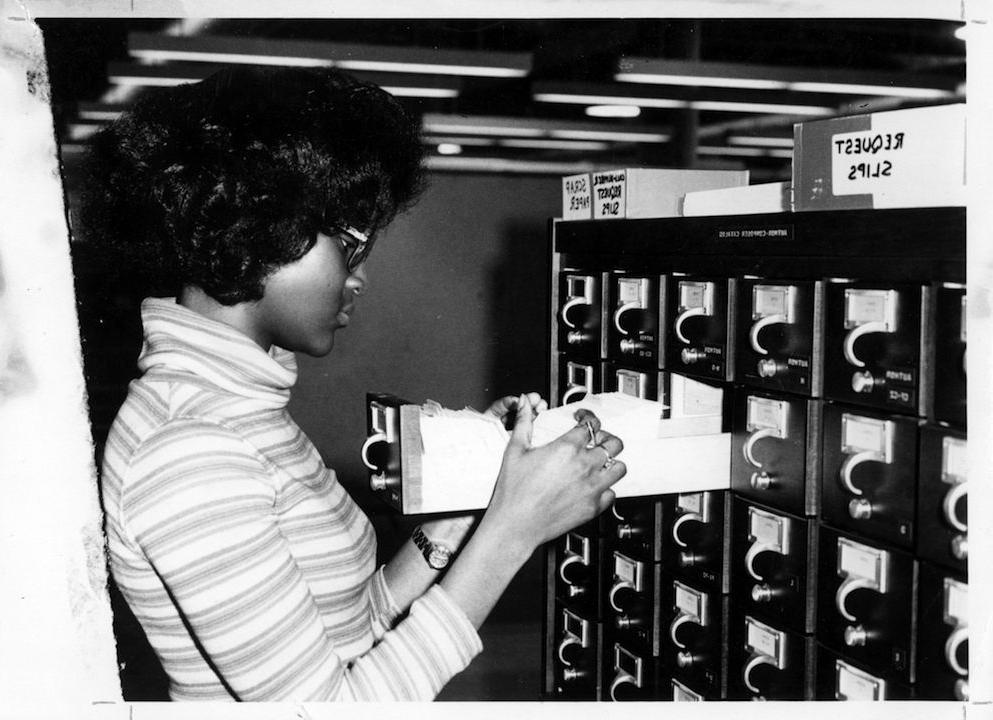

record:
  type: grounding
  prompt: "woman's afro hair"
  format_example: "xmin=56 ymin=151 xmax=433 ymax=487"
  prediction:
xmin=79 ymin=66 xmax=425 ymax=304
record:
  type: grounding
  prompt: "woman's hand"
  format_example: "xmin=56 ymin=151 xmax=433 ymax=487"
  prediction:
xmin=485 ymin=392 xmax=548 ymax=428
xmin=480 ymin=395 xmax=625 ymax=557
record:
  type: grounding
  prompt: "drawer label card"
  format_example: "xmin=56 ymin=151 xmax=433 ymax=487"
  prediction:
xmin=836 ymin=659 xmax=885 ymax=700
xmin=566 ymin=362 xmax=593 ymax=387
xmin=747 ymin=396 xmax=789 ymax=434
xmin=674 ymin=581 xmax=703 ymax=618
xmin=563 ymin=609 xmax=589 ymax=645
xmin=944 ymin=577 xmax=968 ymax=626
xmin=745 ymin=616 xmax=784 ymax=664
xmin=673 ymin=680 xmax=703 ymax=701
xmin=618 ymin=277 xmax=647 ymax=305
xmin=749 ymin=506 xmax=788 ymax=550
xmin=838 ymin=537 xmax=888 ymax=588
xmin=844 ymin=288 xmax=897 ymax=330
xmin=942 ymin=436 xmax=968 ymax=484
xmin=842 ymin=414 xmax=892 ymax=457
xmin=678 ymin=281 xmax=714 ymax=313
xmin=678 ymin=492 xmax=704 ymax=515
xmin=565 ymin=532 xmax=590 ymax=562
xmin=614 ymin=643 xmax=643 ymax=681
xmin=613 ymin=552 xmax=641 ymax=588
xmin=565 ymin=274 xmax=594 ymax=302
xmin=753 ymin=284 xmax=796 ymax=321
xmin=616 ymin=369 xmax=647 ymax=398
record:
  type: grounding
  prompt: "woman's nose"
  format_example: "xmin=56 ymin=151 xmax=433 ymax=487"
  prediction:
xmin=348 ymin=263 xmax=368 ymax=294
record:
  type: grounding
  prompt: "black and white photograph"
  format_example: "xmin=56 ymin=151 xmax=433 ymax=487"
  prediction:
xmin=0 ymin=1 xmax=989 ymax=715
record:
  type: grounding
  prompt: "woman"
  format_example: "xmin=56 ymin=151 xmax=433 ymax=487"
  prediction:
xmin=82 ymin=66 xmax=625 ymax=702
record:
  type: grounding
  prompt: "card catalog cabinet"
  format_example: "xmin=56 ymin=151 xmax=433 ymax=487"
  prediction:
xmin=542 ymin=207 xmax=966 ymax=702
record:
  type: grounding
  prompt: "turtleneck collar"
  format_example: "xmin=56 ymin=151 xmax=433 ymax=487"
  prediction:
xmin=137 ymin=297 xmax=297 ymax=408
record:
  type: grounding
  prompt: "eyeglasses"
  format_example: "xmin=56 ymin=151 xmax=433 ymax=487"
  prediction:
xmin=325 ymin=225 xmax=374 ymax=272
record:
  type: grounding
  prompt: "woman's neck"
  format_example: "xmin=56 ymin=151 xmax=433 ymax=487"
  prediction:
xmin=178 ymin=286 xmax=269 ymax=349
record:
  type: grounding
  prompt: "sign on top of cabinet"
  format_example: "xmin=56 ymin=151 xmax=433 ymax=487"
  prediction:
xmin=792 ymin=103 xmax=966 ymax=212
xmin=561 ymin=168 xmax=748 ymax=221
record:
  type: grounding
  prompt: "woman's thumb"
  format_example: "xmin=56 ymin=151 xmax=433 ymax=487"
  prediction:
xmin=508 ymin=394 xmax=534 ymax=450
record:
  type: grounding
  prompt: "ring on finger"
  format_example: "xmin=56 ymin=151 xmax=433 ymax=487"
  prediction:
xmin=599 ymin=446 xmax=616 ymax=469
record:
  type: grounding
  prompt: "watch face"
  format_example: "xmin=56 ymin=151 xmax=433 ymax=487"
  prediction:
xmin=428 ymin=546 xmax=452 ymax=570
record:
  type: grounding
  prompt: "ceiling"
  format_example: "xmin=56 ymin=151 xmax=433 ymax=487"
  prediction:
xmin=41 ymin=17 xmax=967 ymax=181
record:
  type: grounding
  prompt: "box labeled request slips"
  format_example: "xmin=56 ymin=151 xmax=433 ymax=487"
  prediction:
xmin=792 ymin=103 xmax=966 ymax=211
xmin=561 ymin=168 xmax=748 ymax=221
xmin=364 ymin=392 xmax=730 ymax=514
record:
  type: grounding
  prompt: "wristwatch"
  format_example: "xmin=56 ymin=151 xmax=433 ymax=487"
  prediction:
xmin=412 ymin=526 xmax=454 ymax=570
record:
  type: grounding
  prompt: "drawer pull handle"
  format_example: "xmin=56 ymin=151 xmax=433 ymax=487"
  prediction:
xmin=557 ymin=634 xmax=581 ymax=667
xmin=942 ymin=483 xmax=968 ymax=533
xmin=560 ymin=297 xmax=587 ymax=329
xmin=743 ymin=428 xmax=777 ymax=468
xmin=613 ymin=302 xmax=640 ymax=336
xmin=835 ymin=576 xmax=874 ymax=622
xmin=669 ymin=613 xmax=693 ymax=649
xmin=945 ymin=626 xmax=969 ymax=677
xmin=843 ymin=321 xmax=887 ymax=368
xmin=744 ymin=653 xmax=776 ymax=694
xmin=561 ymin=385 xmax=589 ymax=404
xmin=558 ymin=553 xmax=586 ymax=585
xmin=360 ymin=432 xmax=388 ymax=471
xmin=609 ymin=671 xmax=637 ymax=701
xmin=745 ymin=542 xmax=771 ymax=582
xmin=672 ymin=512 xmax=700 ymax=548
xmin=839 ymin=451 xmax=878 ymax=495
xmin=674 ymin=306 xmax=706 ymax=344
xmin=749 ymin=314 xmax=785 ymax=355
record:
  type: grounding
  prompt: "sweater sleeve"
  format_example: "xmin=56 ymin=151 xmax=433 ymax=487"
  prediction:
xmin=121 ymin=419 xmax=482 ymax=701
xmin=367 ymin=565 xmax=402 ymax=639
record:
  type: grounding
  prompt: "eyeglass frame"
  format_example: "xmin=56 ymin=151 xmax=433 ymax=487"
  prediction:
xmin=321 ymin=225 xmax=373 ymax=272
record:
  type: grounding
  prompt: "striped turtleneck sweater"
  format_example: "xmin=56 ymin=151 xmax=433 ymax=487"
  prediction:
xmin=101 ymin=297 xmax=482 ymax=701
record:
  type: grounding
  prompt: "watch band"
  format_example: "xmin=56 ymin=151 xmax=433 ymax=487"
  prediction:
xmin=412 ymin=525 xmax=453 ymax=570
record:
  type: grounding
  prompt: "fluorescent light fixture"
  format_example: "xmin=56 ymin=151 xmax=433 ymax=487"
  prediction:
xmin=616 ymin=56 xmax=958 ymax=100
xmin=692 ymin=100 xmax=832 ymax=115
xmin=131 ymin=50 xmax=333 ymax=67
xmin=585 ymin=104 xmax=641 ymax=118
xmin=327 ymin=60 xmax=524 ymax=77
xmin=535 ymin=92 xmax=690 ymax=110
xmin=697 ymin=146 xmax=793 ymax=159
xmin=727 ymin=136 xmax=794 ymax=148
xmin=617 ymin=73 xmax=790 ymax=91
xmin=421 ymin=114 xmax=671 ymax=145
xmin=422 ymin=135 xmax=497 ymax=147
xmin=67 ymin=123 xmax=101 ymax=141
xmin=436 ymin=143 xmax=463 ymax=155
xmin=425 ymin=156 xmax=598 ymax=175
xmin=108 ymin=73 xmax=197 ymax=87
xmin=549 ymin=129 xmax=669 ymax=143
xmin=496 ymin=138 xmax=610 ymax=151
xmin=107 ymin=62 xmax=463 ymax=99
xmin=385 ymin=86 xmax=458 ymax=99
xmin=786 ymin=82 xmax=952 ymax=98
xmin=77 ymin=107 xmax=124 ymax=122
xmin=423 ymin=120 xmax=546 ymax=138
xmin=535 ymin=91 xmax=831 ymax=116
xmin=129 ymin=32 xmax=531 ymax=78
